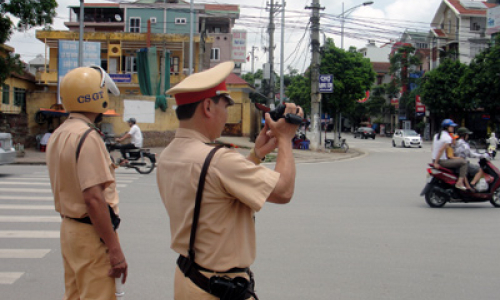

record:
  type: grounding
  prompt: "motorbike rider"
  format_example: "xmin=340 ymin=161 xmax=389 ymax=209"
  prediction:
xmin=115 ymin=118 xmax=143 ymax=165
xmin=432 ymin=119 xmax=469 ymax=190
xmin=487 ymin=132 xmax=498 ymax=159
xmin=455 ymin=127 xmax=489 ymax=191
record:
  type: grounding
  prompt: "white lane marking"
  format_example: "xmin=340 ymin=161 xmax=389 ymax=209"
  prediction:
xmin=0 ymin=188 xmax=52 ymax=193
xmin=0 ymin=249 xmax=51 ymax=258
xmin=0 ymin=196 xmax=52 ymax=201
xmin=3 ymin=177 xmax=49 ymax=181
xmin=0 ymin=182 xmax=50 ymax=186
xmin=0 ymin=216 xmax=60 ymax=222
xmin=0 ymin=272 xmax=24 ymax=285
xmin=116 ymin=184 xmax=126 ymax=188
xmin=0 ymin=205 xmax=53 ymax=210
xmin=0 ymin=231 xmax=59 ymax=238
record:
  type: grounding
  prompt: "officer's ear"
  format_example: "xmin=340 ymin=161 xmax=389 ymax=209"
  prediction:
xmin=201 ymin=98 xmax=213 ymax=117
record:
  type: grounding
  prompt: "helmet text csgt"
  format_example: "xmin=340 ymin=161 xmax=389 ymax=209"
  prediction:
xmin=77 ymin=91 xmax=105 ymax=104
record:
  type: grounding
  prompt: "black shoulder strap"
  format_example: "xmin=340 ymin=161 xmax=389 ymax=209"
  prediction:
xmin=76 ymin=128 xmax=95 ymax=162
xmin=188 ymin=146 xmax=222 ymax=264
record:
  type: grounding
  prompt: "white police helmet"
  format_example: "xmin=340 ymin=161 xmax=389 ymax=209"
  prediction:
xmin=60 ymin=65 xmax=120 ymax=113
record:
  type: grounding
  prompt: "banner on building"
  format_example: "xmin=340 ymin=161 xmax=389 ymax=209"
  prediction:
xmin=487 ymin=6 xmax=500 ymax=35
xmin=232 ymin=30 xmax=247 ymax=63
xmin=415 ymin=95 xmax=425 ymax=117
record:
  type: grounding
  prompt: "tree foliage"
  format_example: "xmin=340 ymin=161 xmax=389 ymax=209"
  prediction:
xmin=459 ymin=35 xmax=500 ymax=116
xmin=420 ymin=59 xmax=468 ymax=120
xmin=319 ymin=39 xmax=376 ymax=121
xmin=0 ymin=0 xmax=57 ymax=83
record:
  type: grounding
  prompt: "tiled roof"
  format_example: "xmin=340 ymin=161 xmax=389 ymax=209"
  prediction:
xmin=447 ymin=0 xmax=491 ymax=15
xmin=205 ymin=4 xmax=239 ymax=12
xmin=69 ymin=3 xmax=119 ymax=8
xmin=432 ymin=28 xmax=447 ymax=38
xmin=371 ymin=62 xmax=391 ymax=73
xmin=226 ymin=73 xmax=249 ymax=85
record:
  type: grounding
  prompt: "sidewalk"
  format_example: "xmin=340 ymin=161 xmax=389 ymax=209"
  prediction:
xmin=14 ymin=136 xmax=363 ymax=165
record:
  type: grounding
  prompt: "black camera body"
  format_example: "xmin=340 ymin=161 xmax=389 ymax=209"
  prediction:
xmin=268 ymin=104 xmax=303 ymax=125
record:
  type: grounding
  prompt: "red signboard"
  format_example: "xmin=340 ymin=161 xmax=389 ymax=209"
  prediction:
xmin=391 ymin=98 xmax=399 ymax=109
xmin=415 ymin=95 xmax=425 ymax=113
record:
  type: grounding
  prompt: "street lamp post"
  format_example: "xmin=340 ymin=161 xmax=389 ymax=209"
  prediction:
xmin=340 ymin=1 xmax=373 ymax=50
xmin=337 ymin=1 xmax=373 ymax=144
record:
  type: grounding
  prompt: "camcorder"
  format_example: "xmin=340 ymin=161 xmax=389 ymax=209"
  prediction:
xmin=256 ymin=103 xmax=303 ymax=125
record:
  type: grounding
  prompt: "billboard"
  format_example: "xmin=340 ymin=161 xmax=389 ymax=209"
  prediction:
xmin=232 ymin=30 xmax=247 ymax=63
xmin=487 ymin=6 xmax=500 ymax=35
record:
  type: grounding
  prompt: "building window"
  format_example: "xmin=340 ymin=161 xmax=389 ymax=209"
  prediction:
xmin=13 ymin=88 xmax=26 ymax=108
xmin=175 ymin=18 xmax=187 ymax=25
xmin=170 ymin=56 xmax=179 ymax=74
xmin=125 ymin=56 xmax=137 ymax=74
xmin=416 ymin=43 xmax=428 ymax=49
xmin=210 ymin=48 xmax=220 ymax=62
xmin=130 ymin=17 xmax=141 ymax=33
xmin=2 ymin=84 xmax=9 ymax=104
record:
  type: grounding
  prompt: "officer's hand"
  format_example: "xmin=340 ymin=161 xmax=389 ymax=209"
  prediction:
xmin=265 ymin=103 xmax=304 ymax=142
xmin=108 ymin=249 xmax=128 ymax=283
xmin=254 ymin=122 xmax=277 ymax=158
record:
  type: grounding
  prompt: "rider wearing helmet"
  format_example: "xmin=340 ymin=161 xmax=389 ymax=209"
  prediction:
xmin=46 ymin=66 xmax=128 ymax=300
xmin=432 ymin=119 xmax=469 ymax=190
xmin=455 ymin=127 xmax=489 ymax=191
xmin=115 ymin=117 xmax=143 ymax=165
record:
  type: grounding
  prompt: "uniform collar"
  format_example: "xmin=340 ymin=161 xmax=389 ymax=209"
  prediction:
xmin=68 ymin=113 xmax=93 ymax=124
xmin=175 ymin=128 xmax=211 ymax=143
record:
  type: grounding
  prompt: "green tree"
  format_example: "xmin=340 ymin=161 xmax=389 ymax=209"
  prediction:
xmin=460 ymin=35 xmax=500 ymax=126
xmin=420 ymin=59 xmax=468 ymax=120
xmin=286 ymin=71 xmax=311 ymax=116
xmin=0 ymin=0 xmax=57 ymax=83
xmin=319 ymin=39 xmax=376 ymax=129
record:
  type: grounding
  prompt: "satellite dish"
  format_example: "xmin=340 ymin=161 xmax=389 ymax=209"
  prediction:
xmin=115 ymin=14 xmax=122 ymax=22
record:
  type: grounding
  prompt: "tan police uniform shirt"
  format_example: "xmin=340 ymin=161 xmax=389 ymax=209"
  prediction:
xmin=47 ymin=113 xmax=118 ymax=218
xmin=157 ymin=128 xmax=280 ymax=272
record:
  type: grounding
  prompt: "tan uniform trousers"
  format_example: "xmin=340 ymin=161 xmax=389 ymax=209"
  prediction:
xmin=174 ymin=266 xmax=255 ymax=300
xmin=61 ymin=218 xmax=116 ymax=300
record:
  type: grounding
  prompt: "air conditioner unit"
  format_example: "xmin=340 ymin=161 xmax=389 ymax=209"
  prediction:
xmin=108 ymin=44 xmax=122 ymax=57
xmin=150 ymin=17 xmax=157 ymax=24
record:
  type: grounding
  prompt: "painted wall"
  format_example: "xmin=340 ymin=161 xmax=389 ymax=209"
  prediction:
xmin=166 ymin=9 xmax=195 ymax=34
xmin=1 ymin=76 xmax=36 ymax=114
xmin=126 ymin=8 xmax=165 ymax=33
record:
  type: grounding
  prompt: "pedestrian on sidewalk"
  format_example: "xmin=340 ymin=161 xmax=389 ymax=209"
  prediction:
xmin=157 ymin=61 xmax=303 ymax=299
xmin=46 ymin=66 xmax=127 ymax=300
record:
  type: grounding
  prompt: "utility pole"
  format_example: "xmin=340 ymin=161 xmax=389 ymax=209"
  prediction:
xmin=266 ymin=0 xmax=277 ymax=107
xmin=250 ymin=46 xmax=258 ymax=73
xmin=306 ymin=0 xmax=323 ymax=150
xmin=189 ymin=0 xmax=194 ymax=74
xmin=279 ymin=1 xmax=286 ymax=104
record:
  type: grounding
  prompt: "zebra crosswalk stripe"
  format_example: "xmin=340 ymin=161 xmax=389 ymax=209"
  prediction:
xmin=0 ymin=231 xmax=59 ymax=238
xmin=0 ymin=216 xmax=60 ymax=222
xmin=0 ymin=249 xmax=51 ymax=258
xmin=0 ymin=272 xmax=24 ymax=285
xmin=0 ymin=205 xmax=53 ymax=210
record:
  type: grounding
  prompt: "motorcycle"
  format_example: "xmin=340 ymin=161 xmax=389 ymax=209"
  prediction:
xmin=103 ymin=133 xmax=156 ymax=174
xmin=420 ymin=158 xmax=500 ymax=208
xmin=488 ymin=144 xmax=497 ymax=160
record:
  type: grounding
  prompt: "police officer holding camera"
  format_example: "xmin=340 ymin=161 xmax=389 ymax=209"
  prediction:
xmin=47 ymin=66 xmax=127 ymax=300
xmin=156 ymin=61 xmax=303 ymax=299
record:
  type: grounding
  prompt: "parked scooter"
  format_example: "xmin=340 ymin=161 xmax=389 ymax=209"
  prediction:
xmin=420 ymin=158 xmax=500 ymax=208
xmin=103 ymin=133 xmax=156 ymax=174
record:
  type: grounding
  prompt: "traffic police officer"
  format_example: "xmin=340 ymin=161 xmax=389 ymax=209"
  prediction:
xmin=47 ymin=66 xmax=128 ymax=300
xmin=157 ymin=61 xmax=303 ymax=299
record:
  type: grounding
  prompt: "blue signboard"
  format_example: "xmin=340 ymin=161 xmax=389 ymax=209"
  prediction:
xmin=319 ymin=74 xmax=334 ymax=93
xmin=110 ymin=74 xmax=132 ymax=83
xmin=58 ymin=40 xmax=101 ymax=78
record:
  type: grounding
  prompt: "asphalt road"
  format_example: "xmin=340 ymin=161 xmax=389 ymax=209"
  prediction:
xmin=1 ymin=136 xmax=500 ymax=300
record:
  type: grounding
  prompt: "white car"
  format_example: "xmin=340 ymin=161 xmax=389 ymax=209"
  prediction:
xmin=392 ymin=129 xmax=422 ymax=148
xmin=0 ymin=133 xmax=16 ymax=165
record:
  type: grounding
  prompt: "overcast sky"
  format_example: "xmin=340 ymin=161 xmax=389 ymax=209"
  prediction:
xmin=6 ymin=0 xmax=443 ymax=73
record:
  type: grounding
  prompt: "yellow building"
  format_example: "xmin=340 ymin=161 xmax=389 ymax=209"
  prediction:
xmin=0 ymin=44 xmax=38 ymax=146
